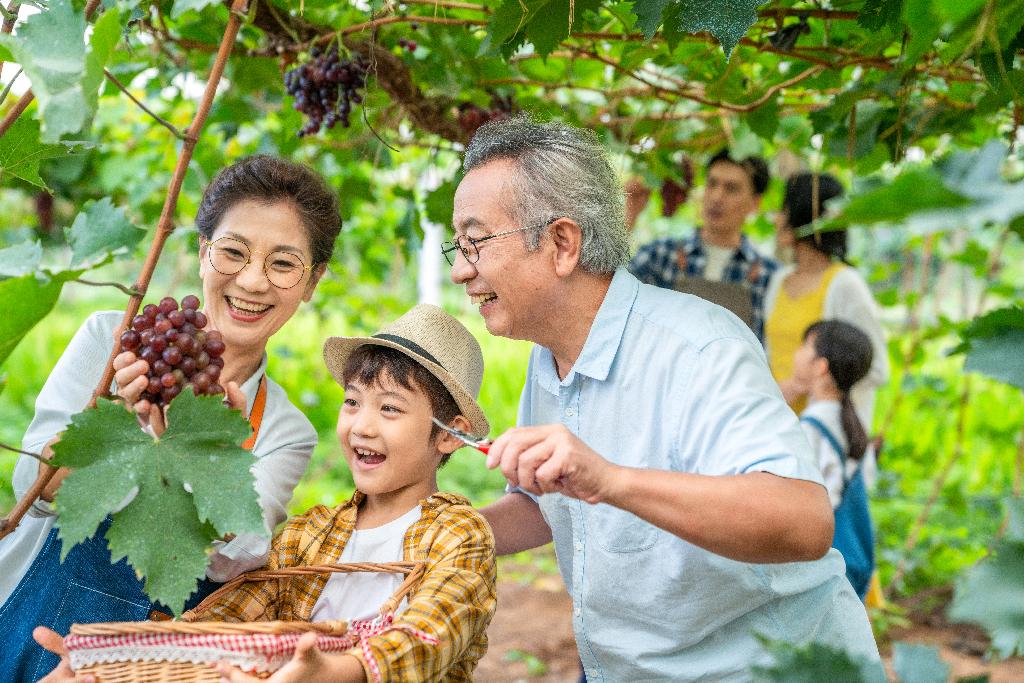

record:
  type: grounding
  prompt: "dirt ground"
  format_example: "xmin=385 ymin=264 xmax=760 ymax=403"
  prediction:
xmin=476 ymin=555 xmax=1024 ymax=682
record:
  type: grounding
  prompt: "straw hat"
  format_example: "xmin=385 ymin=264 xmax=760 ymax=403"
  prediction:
xmin=323 ymin=304 xmax=490 ymax=438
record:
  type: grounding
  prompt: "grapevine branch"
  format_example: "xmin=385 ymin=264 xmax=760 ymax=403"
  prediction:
xmin=103 ymin=69 xmax=188 ymax=140
xmin=0 ymin=1 xmax=18 ymax=75
xmin=74 ymin=277 xmax=142 ymax=297
xmin=0 ymin=0 xmax=251 ymax=542
xmin=0 ymin=441 xmax=46 ymax=465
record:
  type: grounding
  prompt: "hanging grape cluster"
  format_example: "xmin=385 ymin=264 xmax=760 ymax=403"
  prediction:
xmin=456 ymin=92 xmax=516 ymax=139
xmin=119 ymin=295 xmax=227 ymax=407
xmin=283 ymin=45 xmax=368 ymax=137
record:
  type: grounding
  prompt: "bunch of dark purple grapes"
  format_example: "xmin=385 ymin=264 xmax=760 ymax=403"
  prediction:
xmin=283 ymin=45 xmax=367 ymax=137
xmin=119 ymin=295 xmax=227 ymax=407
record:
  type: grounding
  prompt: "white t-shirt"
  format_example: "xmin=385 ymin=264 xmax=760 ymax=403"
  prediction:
xmin=702 ymin=243 xmax=735 ymax=281
xmin=799 ymin=400 xmax=862 ymax=509
xmin=310 ymin=505 xmax=421 ymax=623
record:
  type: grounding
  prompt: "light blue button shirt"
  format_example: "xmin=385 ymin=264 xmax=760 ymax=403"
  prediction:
xmin=517 ymin=269 xmax=880 ymax=681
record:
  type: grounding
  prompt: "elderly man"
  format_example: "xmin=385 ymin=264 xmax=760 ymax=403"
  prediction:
xmin=443 ymin=116 xmax=879 ymax=681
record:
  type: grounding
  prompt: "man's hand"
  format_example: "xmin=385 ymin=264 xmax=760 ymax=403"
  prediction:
xmin=486 ymin=424 xmax=619 ymax=504
xmin=34 ymin=627 xmax=95 ymax=683
xmin=216 ymin=633 xmax=365 ymax=682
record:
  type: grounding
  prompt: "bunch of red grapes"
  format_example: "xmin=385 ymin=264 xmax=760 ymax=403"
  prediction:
xmin=283 ymin=45 xmax=367 ymax=137
xmin=456 ymin=93 xmax=516 ymax=139
xmin=119 ymin=295 xmax=226 ymax=407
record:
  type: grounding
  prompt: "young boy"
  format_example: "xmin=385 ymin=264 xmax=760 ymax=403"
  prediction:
xmin=188 ymin=304 xmax=497 ymax=682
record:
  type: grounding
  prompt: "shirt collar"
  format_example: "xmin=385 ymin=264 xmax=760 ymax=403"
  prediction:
xmin=691 ymin=231 xmax=759 ymax=263
xmin=566 ymin=268 xmax=638 ymax=383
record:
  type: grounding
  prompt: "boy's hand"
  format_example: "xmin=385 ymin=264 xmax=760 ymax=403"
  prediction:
xmin=33 ymin=627 xmax=96 ymax=683
xmin=216 ymin=633 xmax=366 ymax=683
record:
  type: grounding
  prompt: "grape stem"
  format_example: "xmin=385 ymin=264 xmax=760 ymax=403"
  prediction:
xmin=74 ymin=278 xmax=142 ymax=297
xmin=0 ymin=441 xmax=47 ymax=465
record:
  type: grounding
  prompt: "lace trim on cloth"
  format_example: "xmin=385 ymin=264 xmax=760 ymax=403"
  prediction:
xmin=66 ymin=614 xmax=440 ymax=681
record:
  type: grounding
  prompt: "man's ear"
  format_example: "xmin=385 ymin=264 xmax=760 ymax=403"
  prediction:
xmin=303 ymin=263 xmax=328 ymax=302
xmin=549 ymin=218 xmax=582 ymax=277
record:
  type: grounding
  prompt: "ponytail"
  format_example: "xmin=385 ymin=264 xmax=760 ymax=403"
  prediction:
xmin=840 ymin=393 xmax=868 ymax=461
xmin=803 ymin=320 xmax=874 ymax=462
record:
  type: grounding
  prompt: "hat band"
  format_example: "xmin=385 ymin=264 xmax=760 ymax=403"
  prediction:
xmin=372 ymin=333 xmax=446 ymax=370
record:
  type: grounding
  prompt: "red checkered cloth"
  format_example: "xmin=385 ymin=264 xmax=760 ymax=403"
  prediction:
xmin=65 ymin=615 xmax=436 ymax=680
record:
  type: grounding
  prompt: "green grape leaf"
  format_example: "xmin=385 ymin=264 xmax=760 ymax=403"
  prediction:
xmin=82 ymin=7 xmax=124 ymax=114
xmin=0 ymin=0 xmax=87 ymax=142
xmin=858 ymin=0 xmax=904 ymax=32
xmin=423 ymin=178 xmax=457 ymax=227
xmin=0 ymin=240 xmax=43 ymax=278
xmin=51 ymin=392 xmax=264 ymax=614
xmin=949 ymin=498 xmax=1024 ymax=658
xmin=831 ymin=169 xmax=972 ymax=227
xmin=963 ymin=328 xmax=1024 ymax=389
xmin=65 ymin=197 xmax=145 ymax=268
xmin=483 ymin=0 xmax=602 ymax=58
xmin=0 ymin=118 xmax=84 ymax=190
xmin=750 ymin=636 xmax=888 ymax=682
xmin=892 ymin=642 xmax=950 ymax=683
xmin=670 ymin=0 xmax=766 ymax=58
xmin=631 ymin=0 xmax=674 ymax=39
xmin=0 ymin=273 xmax=68 ymax=367
xmin=171 ymin=0 xmax=222 ymax=19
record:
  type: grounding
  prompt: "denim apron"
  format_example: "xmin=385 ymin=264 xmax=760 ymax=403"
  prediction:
xmin=0 ymin=376 xmax=268 ymax=682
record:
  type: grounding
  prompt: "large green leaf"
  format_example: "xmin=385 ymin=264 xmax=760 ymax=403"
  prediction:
xmin=631 ymin=0 xmax=674 ymax=39
xmin=950 ymin=307 xmax=1024 ymax=388
xmin=892 ymin=642 xmax=950 ymax=683
xmin=0 ymin=117 xmax=83 ymax=190
xmin=857 ymin=0 xmax=904 ymax=33
xmin=0 ymin=273 xmax=67 ymax=367
xmin=51 ymin=391 xmax=264 ymax=614
xmin=82 ymin=7 xmax=124 ymax=115
xmin=484 ymin=0 xmax=603 ymax=58
xmin=670 ymin=0 xmax=766 ymax=58
xmin=949 ymin=498 xmax=1024 ymax=659
xmin=65 ymin=197 xmax=145 ymax=268
xmin=0 ymin=0 xmax=87 ymax=142
xmin=171 ymin=0 xmax=223 ymax=19
xmin=831 ymin=169 xmax=972 ymax=228
xmin=750 ymin=637 xmax=887 ymax=682
xmin=0 ymin=240 xmax=43 ymax=277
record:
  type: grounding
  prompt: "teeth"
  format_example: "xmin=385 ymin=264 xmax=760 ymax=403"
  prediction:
xmin=355 ymin=447 xmax=384 ymax=458
xmin=227 ymin=296 xmax=272 ymax=313
xmin=471 ymin=293 xmax=497 ymax=305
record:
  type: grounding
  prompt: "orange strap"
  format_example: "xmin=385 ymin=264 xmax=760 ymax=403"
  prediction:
xmin=241 ymin=375 xmax=267 ymax=450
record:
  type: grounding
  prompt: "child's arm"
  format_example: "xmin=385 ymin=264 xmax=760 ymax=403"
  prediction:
xmin=347 ymin=507 xmax=497 ymax=682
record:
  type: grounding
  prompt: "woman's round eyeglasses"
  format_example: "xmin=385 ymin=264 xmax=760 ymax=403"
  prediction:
xmin=441 ymin=218 xmax=557 ymax=267
xmin=205 ymin=237 xmax=313 ymax=290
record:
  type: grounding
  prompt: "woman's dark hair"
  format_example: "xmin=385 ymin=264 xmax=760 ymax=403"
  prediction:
xmin=803 ymin=320 xmax=873 ymax=461
xmin=196 ymin=155 xmax=341 ymax=266
xmin=706 ymin=148 xmax=771 ymax=195
xmin=342 ymin=345 xmax=462 ymax=468
xmin=783 ymin=172 xmax=847 ymax=262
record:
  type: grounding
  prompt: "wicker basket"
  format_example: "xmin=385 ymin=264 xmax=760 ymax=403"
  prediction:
xmin=66 ymin=561 xmax=425 ymax=682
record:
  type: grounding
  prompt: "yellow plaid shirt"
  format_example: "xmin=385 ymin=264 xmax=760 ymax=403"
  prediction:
xmin=183 ymin=491 xmax=497 ymax=682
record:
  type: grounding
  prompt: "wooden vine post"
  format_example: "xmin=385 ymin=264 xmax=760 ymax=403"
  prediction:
xmin=0 ymin=0 xmax=251 ymax=540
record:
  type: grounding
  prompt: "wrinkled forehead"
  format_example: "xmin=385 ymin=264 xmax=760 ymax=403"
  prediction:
xmin=452 ymin=161 xmax=521 ymax=234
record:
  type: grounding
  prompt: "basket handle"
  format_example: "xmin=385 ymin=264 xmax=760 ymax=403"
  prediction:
xmin=188 ymin=561 xmax=426 ymax=621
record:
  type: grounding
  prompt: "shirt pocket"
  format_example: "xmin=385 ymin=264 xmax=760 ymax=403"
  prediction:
xmin=590 ymin=503 xmax=659 ymax=553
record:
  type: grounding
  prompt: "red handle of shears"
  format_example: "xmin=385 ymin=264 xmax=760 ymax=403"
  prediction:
xmin=474 ymin=443 xmax=490 ymax=455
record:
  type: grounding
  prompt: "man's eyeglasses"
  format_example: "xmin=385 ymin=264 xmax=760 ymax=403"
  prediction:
xmin=441 ymin=218 xmax=557 ymax=267
xmin=204 ymin=237 xmax=313 ymax=290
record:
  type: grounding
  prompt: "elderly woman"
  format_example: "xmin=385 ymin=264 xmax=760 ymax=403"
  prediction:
xmin=0 ymin=155 xmax=341 ymax=680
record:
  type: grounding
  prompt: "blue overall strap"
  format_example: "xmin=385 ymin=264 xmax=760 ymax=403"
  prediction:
xmin=800 ymin=415 xmax=848 ymax=471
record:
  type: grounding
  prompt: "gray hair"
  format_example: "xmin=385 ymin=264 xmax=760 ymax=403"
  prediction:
xmin=462 ymin=115 xmax=629 ymax=274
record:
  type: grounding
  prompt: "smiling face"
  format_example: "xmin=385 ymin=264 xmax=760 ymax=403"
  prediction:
xmin=199 ymin=199 xmax=322 ymax=355
xmin=701 ymin=160 xmax=761 ymax=238
xmin=449 ymin=159 xmax=558 ymax=341
xmin=338 ymin=374 xmax=460 ymax=513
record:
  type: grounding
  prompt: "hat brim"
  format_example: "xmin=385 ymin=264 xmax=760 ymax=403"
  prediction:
xmin=323 ymin=336 xmax=491 ymax=439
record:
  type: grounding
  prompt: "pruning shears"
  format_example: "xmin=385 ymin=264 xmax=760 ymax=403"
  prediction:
xmin=431 ymin=417 xmax=491 ymax=455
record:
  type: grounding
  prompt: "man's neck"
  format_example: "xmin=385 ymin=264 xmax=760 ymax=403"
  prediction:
xmin=536 ymin=272 xmax=614 ymax=381
xmin=701 ymin=226 xmax=742 ymax=250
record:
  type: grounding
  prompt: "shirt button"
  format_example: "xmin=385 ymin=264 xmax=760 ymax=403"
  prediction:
xmin=574 ymin=541 xmax=583 ymax=551
xmin=574 ymin=608 xmax=581 ymax=618
xmin=565 ymin=407 xmax=575 ymax=417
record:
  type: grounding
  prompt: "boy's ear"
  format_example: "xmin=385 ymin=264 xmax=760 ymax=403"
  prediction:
xmin=436 ymin=415 xmax=472 ymax=455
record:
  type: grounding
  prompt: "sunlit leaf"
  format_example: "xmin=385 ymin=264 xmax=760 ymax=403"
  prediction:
xmin=51 ymin=391 xmax=264 ymax=614
xmin=0 ymin=118 xmax=84 ymax=190
xmin=0 ymin=274 xmax=67 ymax=367
xmin=65 ymin=197 xmax=145 ymax=268
xmin=0 ymin=240 xmax=43 ymax=278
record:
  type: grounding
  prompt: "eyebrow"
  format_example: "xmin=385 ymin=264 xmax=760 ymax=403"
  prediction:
xmin=343 ymin=384 xmax=411 ymax=402
xmin=221 ymin=231 xmax=305 ymax=255
xmin=453 ymin=217 xmax=487 ymax=235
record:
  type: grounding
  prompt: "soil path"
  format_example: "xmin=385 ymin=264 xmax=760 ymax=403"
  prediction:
xmin=477 ymin=576 xmax=1024 ymax=682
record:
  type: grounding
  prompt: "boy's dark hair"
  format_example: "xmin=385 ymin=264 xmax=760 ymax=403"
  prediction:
xmin=783 ymin=172 xmax=848 ymax=262
xmin=196 ymin=155 xmax=342 ymax=266
xmin=803 ymin=320 xmax=874 ymax=461
xmin=706 ymin=148 xmax=770 ymax=195
xmin=342 ymin=345 xmax=462 ymax=467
